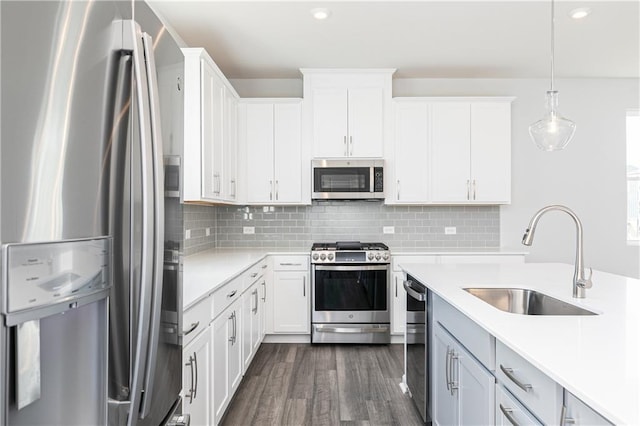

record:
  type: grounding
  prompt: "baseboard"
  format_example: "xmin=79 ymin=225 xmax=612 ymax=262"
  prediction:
xmin=263 ymin=334 xmax=311 ymax=344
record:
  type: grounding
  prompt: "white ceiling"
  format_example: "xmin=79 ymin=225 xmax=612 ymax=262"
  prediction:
xmin=148 ymin=1 xmax=639 ymax=79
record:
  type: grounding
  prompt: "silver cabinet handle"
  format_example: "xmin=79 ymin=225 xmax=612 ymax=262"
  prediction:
xmin=230 ymin=179 xmax=236 ymax=198
xmin=395 ymin=278 xmax=398 ymax=298
xmin=349 ymin=135 xmax=353 ymax=156
xmin=303 ymin=275 xmax=306 ymax=297
xmin=213 ymin=173 xmax=221 ymax=195
xmin=397 ymin=180 xmax=400 ymax=201
xmin=445 ymin=346 xmax=451 ymax=392
xmin=250 ymin=272 xmax=258 ymax=278
xmin=227 ymin=289 xmax=237 ymax=299
xmin=500 ymin=364 xmax=533 ymax=393
xmin=466 ymin=179 xmax=470 ymax=200
xmin=183 ymin=321 xmax=199 ymax=336
xmin=228 ymin=313 xmax=234 ymax=343
xmin=269 ymin=180 xmax=273 ymax=201
xmin=275 ymin=180 xmax=279 ymax=201
xmin=500 ymin=404 xmax=521 ymax=426
xmin=560 ymin=405 xmax=577 ymax=426
xmin=344 ymin=136 xmax=347 ymax=156
xmin=449 ymin=350 xmax=459 ymax=395
xmin=473 ymin=179 xmax=477 ymax=200
xmin=233 ymin=311 xmax=237 ymax=344
xmin=261 ymin=280 xmax=266 ymax=302
xmin=261 ymin=264 xmax=268 ymax=269
xmin=185 ymin=354 xmax=195 ymax=403
xmin=252 ymin=289 xmax=258 ymax=313
xmin=193 ymin=351 xmax=198 ymax=398
xmin=279 ymin=262 xmax=302 ymax=266
xmin=315 ymin=325 xmax=389 ymax=334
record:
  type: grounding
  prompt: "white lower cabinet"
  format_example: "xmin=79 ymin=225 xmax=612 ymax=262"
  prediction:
xmin=432 ymin=322 xmax=495 ymax=426
xmin=242 ymin=282 xmax=262 ymax=371
xmin=496 ymin=385 xmax=542 ymax=426
xmin=212 ymin=299 xmax=242 ymax=424
xmin=563 ymin=392 xmax=613 ymax=425
xmin=182 ymin=328 xmax=212 ymax=426
xmin=271 ymin=256 xmax=310 ymax=334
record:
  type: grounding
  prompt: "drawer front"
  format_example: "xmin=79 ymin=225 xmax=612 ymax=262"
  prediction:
xmin=433 ymin=294 xmax=495 ymax=370
xmin=182 ymin=295 xmax=212 ymax=346
xmin=392 ymin=255 xmax=438 ymax=272
xmin=243 ymin=261 xmax=266 ymax=291
xmin=496 ymin=385 xmax=543 ymax=426
xmin=271 ymin=255 xmax=309 ymax=271
xmin=212 ymin=277 xmax=243 ymax=319
xmin=496 ymin=340 xmax=562 ymax=425
xmin=564 ymin=391 xmax=613 ymax=425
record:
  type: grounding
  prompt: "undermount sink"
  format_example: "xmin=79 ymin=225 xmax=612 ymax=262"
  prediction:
xmin=463 ymin=287 xmax=598 ymax=316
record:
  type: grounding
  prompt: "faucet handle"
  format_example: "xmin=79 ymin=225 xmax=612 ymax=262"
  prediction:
xmin=578 ymin=267 xmax=593 ymax=289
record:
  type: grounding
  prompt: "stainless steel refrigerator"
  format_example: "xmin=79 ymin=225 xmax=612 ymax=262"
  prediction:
xmin=1 ymin=1 xmax=184 ymax=425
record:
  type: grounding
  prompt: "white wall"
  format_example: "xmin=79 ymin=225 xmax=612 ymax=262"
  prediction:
xmin=231 ymin=77 xmax=640 ymax=278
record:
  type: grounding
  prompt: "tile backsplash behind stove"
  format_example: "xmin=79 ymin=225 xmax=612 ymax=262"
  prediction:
xmin=185 ymin=202 xmax=499 ymax=255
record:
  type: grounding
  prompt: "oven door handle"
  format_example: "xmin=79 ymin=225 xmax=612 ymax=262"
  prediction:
xmin=403 ymin=280 xmax=427 ymax=302
xmin=314 ymin=264 xmax=389 ymax=271
xmin=315 ymin=325 xmax=390 ymax=334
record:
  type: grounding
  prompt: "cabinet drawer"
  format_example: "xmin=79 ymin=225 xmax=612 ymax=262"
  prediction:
xmin=272 ymin=255 xmax=309 ymax=271
xmin=182 ymin=295 xmax=212 ymax=346
xmin=433 ymin=294 xmax=495 ymax=370
xmin=496 ymin=384 xmax=543 ymax=426
xmin=392 ymin=255 xmax=437 ymax=272
xmin=212 ymin=278 xmax=243 ymax=319
xmin=243 ymin=260 xmax=267 ymax=291
xmin=496 ymin=340 xmax=562 ymax=425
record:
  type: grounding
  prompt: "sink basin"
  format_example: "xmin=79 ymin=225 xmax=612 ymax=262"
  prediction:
xmin=463 ymin=288 xmax=598 ymax=316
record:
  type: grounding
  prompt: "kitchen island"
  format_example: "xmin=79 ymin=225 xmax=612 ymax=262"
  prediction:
xmin=401 ymin=262 xmax=640 ymax=424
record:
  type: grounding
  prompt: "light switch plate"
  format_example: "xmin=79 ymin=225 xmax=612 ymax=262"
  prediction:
xmin=383 ymin=226 xmax=395 ymax=234
xmin=243 ymin=226 xmax=255 ymax=234
xmin=445 ymin=226 xmax=457 ymax=235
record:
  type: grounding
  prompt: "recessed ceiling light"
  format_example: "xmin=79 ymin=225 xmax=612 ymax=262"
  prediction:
xmin=569 ymin=7 xmax=592 ymax=19
xmin=311 ymin=8 xmax=331 ymax=20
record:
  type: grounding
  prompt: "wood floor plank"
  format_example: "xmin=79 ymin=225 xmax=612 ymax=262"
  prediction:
xmin=221 ymin=343 xmax=424 ymax=426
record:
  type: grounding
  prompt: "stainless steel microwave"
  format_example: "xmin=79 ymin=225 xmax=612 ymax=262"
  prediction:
xmin=312 ymin=159 xmax=384 ymax=200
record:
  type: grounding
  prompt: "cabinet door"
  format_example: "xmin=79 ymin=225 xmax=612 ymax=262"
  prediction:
xmin=212 ymin=310 xmax=232 ymax=423
xmin=273 ymin=102 xmax=302 ymax=203
xmin=225 ymin=93 xmax=238 ymax=201
xmin=391 ymin=273 xmax=407 ymax=335
xmin=245 ymin=103 xmax=275 ymax=203
xmin=432 ymin=323 xmax=459 ymax=426
xmin=182 ymin=329 xmax=212 ymax=426
xmin=251 ymin=287 xmax=261 ymax=353
xmin=564 ymin=392 xmax=612 ymax=425
xmin=458 ymin=342 xmax=495 ymax=425
xmin=470 ymin=102 xmax=511 ymax=203
xmin=201 ymin=59 xmax=225 ymax=199
xmin=312 ymin=88 xmax=348 ymax=158
xmin=431 ymin=102 xmax=471 ymax=203
xmin=348 ymin=87 xmax=384 ymax=157
xmin=273 ymin=271 xmax=309 ymax=333
xmin=392 ymin=101 xmax=430 ymax=203
xmin=241 ymin=288 xmax=254 ymax=372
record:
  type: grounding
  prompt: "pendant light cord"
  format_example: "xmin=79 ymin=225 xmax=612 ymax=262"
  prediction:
xmin=550 ymin=0 xmax=555 ymax=92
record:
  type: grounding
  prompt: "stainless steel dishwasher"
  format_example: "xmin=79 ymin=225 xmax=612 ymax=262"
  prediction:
xmin=404 ymin=275 xmax=430 ymax=424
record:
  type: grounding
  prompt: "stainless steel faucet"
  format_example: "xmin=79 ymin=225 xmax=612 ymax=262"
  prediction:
xmin=522 ymin=205 xmax=593 ymax=298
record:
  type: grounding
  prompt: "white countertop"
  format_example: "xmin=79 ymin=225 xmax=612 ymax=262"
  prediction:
xmin=391 ymin=247 xmax=528 ymax=256
xmin=183 ymin=248 xmax=307 ymax=309
xmin=401 ymin=262 xmax=640 ymax=424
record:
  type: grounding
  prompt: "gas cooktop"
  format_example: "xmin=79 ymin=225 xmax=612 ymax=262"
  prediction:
xmin=311 ymin=241 xmax=390 ymax=264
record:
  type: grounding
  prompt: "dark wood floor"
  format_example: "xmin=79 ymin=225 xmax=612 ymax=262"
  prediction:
xmin=221 ymin=343 xmax=424 ymax=426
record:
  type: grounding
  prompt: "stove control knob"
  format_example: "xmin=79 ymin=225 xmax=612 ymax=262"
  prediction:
xmin=382 ymin=253 xmax=390 ymax=261
xmin=367 ymin=253 xmax=374 ymax=260
xmin=312 ymin=253 xmax=319 ymax=261
xmin=320 ymin=253 xmax=326 ymax=261
xmin=375 ymin=253 xmax=381 ymax=261
xmin=327 ymin=253 xmax=334 ymax=261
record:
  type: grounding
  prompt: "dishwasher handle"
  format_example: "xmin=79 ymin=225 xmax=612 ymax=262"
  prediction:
xmin=403 ymin=280 xmax=426 ymax=302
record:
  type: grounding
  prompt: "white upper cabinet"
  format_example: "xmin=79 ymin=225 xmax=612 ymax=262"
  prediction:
xmin=301 ymin=69 xmax=395 ymax=159
xmin=240 ymin=99 xmax=305 ymax=205
xmin=389 ymin=97 xmax=513 ymax=205
xmin=183 ymin=48 xmax=239 ymax=204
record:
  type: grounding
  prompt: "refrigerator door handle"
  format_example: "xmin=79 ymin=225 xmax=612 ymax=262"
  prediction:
xmin=138 ymin=29 xmax=166 ymax=420
xmin=123 ymin=20 xmax=155 ymax=426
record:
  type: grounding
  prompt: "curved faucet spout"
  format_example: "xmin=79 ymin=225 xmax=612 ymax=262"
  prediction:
xmin=521 ymin=205 xmax=593 ymax=298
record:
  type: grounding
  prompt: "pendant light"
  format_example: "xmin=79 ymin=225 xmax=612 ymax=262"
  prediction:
xmin=529 ymin=0 xmax=576 ymax=151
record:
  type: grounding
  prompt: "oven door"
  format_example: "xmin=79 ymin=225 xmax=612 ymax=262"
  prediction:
xmin=312 ymin=264 xmax=390 ymax=323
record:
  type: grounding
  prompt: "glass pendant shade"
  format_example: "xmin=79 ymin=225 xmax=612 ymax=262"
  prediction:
xmin=529 ymin=90 xmax=576 ymax=151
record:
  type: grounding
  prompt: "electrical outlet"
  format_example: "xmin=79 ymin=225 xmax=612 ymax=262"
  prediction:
xmin=185 ymin=229 xmax=191 ymax=239
xmin=205 ymin=227 xmax=211 ymax=236
xmin=243 ymin=226 xmax=255 ymax=234
xmin=445 ymin=226 xmax=457 ymax=235
xmin=383 ymin=226 xmax=395 ymax=234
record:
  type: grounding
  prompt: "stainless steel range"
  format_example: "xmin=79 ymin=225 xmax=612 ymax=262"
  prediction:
xmin=311 ymin=242 xmax=391 ymax=344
